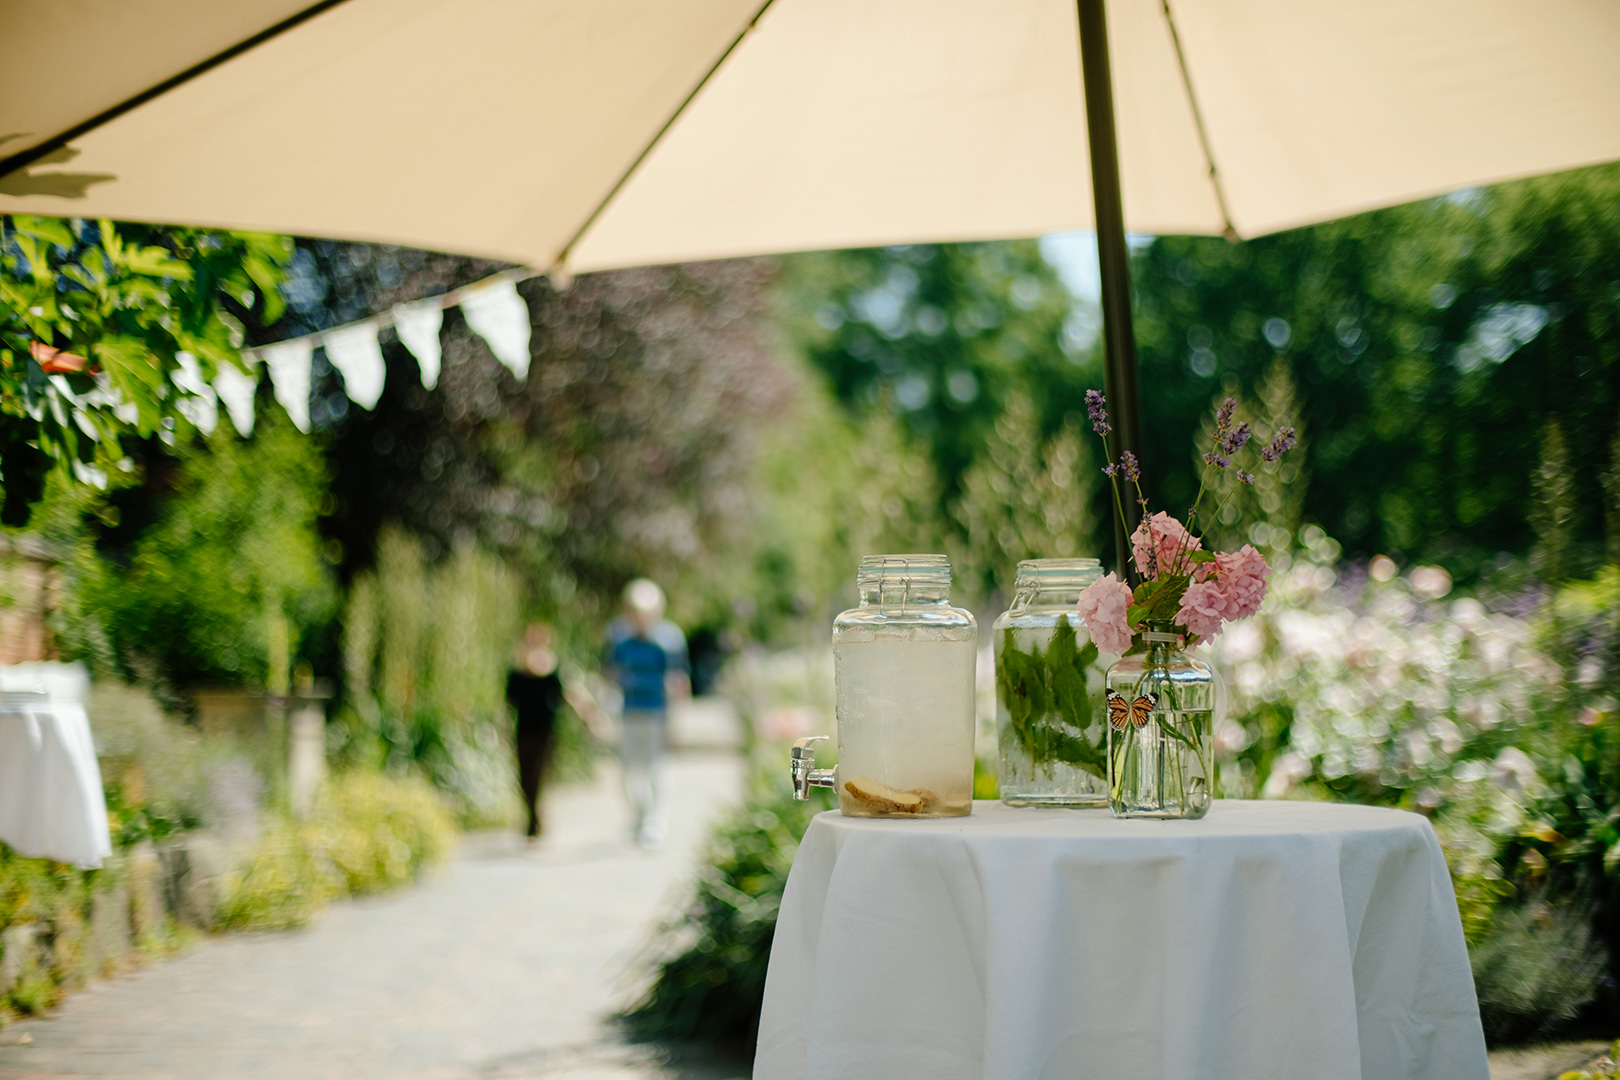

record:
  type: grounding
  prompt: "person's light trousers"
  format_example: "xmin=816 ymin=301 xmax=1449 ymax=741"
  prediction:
xmin=619 ymin=708 xmax=667 ymax=844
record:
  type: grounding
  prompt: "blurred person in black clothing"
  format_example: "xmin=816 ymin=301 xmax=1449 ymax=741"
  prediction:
xmin=507 ymin=623 xmax=564 ymax=840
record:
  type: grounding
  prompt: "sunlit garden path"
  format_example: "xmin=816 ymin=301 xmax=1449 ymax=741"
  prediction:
xmin=0 ymin=752 xmax=748 ymax=1080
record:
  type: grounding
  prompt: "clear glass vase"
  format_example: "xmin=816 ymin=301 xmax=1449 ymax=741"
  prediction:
xmin=1105 ymin=621 xmax=1214 ymax=819
xmin=993 ymin=558 xmax=1111 ymax=807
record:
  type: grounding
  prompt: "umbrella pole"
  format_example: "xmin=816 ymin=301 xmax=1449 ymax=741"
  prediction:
xmin=1077 ymin=0 xmax=1143 ymax=581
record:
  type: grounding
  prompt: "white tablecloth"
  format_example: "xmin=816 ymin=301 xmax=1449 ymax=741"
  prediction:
xmin=0 ymin=663 xmax=111 ymax=869
xmin=755 ymin=800 xmax=1486 ymax=1080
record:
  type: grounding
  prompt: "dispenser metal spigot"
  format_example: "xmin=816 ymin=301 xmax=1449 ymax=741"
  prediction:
xmin=791 ymin=736 xmax=837 ymax=800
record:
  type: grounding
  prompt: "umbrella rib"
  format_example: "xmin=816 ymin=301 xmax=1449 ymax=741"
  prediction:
xmin=1159 ymin=0 xmax=1238 ymax=241
xmin=0 ymin=0 xmax=354 ymax=184
xmin=552 ymin=0 xmax=777 ymax=273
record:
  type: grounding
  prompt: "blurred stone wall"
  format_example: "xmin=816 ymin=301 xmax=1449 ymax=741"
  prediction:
xmin=0 ymin=537 xmax=60 ymax=665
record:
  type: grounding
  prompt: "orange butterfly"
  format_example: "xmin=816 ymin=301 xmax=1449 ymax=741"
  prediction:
xmin=1107 ymin=689 xmax=1158 ymax=730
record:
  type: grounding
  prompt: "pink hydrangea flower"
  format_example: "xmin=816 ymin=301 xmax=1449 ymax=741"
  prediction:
xmin=1174 ymin=544 xmax=1271 ymax=639
xmin=1176 ymin=580 xmax=1231 ymax=639
xmin=1131 ymin=511 xmax=1200 ymax=579
xmin=1212 ymin=544 xmax=1270 ymax=620
xmin=1075 ymin=572 xmax=1134 ymax=656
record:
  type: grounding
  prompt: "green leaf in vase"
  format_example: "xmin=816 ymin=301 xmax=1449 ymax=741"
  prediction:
xmin=1047 ymin=621 xmax=1093 ymax=733
xmin=998 ymin=622 xmax=1107 ymax=777
xmin=998 ymin=628 xmax=1045 ymax=739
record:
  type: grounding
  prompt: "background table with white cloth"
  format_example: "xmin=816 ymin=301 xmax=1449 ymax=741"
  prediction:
xmin=0 ymin=662 xmax=111 ymax=869
xmin=755 ymin=800 xmax=1487 ymax=1080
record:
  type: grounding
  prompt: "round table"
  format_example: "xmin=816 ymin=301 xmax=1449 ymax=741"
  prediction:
xmin=754 ymin=800 xmax=1486 ymax=1080
xmin=0 ymin=662 xmax=110 ymax=869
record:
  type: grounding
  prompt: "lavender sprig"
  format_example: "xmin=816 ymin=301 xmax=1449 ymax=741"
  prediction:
xmin=1086 ymin=389 xmax=1111 ymax=437
xmin=1085 ymin=390 xmax=1134 ymax=558
xmin=1222 ymin=421 xmax=1252 ymax=456
xmin=1080 ymin=387 xmax=1295 ymax=585
xmin=1119 ymin=450 xmax=1140 ymax=483
xmin=1120 ymin=450 xmax=1150 ymax=517
xmin=1201 ymin=406 xmax=1251 ymax=473
xmin=1260 ymin=426 xmax=1297 ymax=462
xmin=1104 ymin=450 xmax=1143 ymax=492
xmin=1190 ymin=402 xmax=1267 ymax=536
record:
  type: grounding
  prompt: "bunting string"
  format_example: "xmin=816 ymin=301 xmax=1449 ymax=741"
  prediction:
xmin=221 ymin=266 xmax=538 ymax=435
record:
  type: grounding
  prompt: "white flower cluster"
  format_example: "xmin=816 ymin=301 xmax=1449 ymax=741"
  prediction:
xmin=1212 ymin=540 xmax=1561 ymax=813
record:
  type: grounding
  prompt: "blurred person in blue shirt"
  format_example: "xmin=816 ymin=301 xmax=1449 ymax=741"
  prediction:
xmin=604 ymin=578 xmax=688 ymax=849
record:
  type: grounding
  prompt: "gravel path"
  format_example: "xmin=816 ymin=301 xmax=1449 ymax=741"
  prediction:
xmin=0 ymin=752 xmax=748 ymax=1080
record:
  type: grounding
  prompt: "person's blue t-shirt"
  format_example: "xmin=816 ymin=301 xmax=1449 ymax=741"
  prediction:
xmin=606 ymin=619 xmax=688 ymax=712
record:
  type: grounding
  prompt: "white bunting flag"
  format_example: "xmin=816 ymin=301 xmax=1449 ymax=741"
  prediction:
xmin=172 ymin=351 xmax=219 ymax=435
xmin=214 ymin=359 xmax=259 ymax=436
xmin=261 ymin=338 xmax=313 ymax=432
xmin=460 ymin=279 xmax=530 ymax=380
xmin=392 ymin=301 xmax=443 ymax=389
xmin=324 ymin=322 xmax=386 ymax=409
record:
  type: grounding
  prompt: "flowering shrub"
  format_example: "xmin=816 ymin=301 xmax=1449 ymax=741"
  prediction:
xmin=1210 ymin=535 xmax=1619 ymax=1039
xmin=1211 ymin=531 xmax=1561 ymax=809
xmin=1561 ymin=1042 xmax=1620 ymax=1080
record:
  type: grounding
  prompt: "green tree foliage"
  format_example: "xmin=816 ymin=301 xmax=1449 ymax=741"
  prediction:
xmin=1602 ymin=429 xmax=1620 ymax=567
xmin=781 ymin=241 xmax=1092 ymax=503
xmin=1130 ymin=162 xmax=1620 ymax=573
xmin=503 ymin=263 xmax=793 ymax=632
xmin=1531 ymin=421 xmax=1577 ymax=585
xmin=64 ymin=413 xmax=336 ymax=689
xmin=252 ymin=238 xmax=1105 ymax=652
xmin=0 ymin=217 xmax=289 ymax=523
xmin=951 ymin=390 xmax=1099 ymax=603
xmin=734 ymin=381 xmax=947 ymax=636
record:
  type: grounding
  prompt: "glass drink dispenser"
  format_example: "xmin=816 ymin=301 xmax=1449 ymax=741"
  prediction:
xmin=792 ymin=554 xmax=977 ymax=818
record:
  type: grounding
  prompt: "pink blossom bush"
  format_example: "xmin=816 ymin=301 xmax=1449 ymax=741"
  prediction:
xmin=1206 ymin=538 xmax=1562 ymax=809
xmin=1075 ymin=573 xmax=1135 ymax=656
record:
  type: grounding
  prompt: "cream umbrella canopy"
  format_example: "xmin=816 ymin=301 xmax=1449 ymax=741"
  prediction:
xmin=4 ymin=0 xmax=1620 ymax=551
xmin=6 ymin=0 xmax=1618 ymax=266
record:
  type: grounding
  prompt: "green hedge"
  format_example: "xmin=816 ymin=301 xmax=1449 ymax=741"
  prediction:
xmin=621 ymin=766 xmax=832 ymax=1046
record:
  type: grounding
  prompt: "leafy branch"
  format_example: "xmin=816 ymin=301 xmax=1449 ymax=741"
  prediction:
xmin=0 ymin=216 xmax=291 ymax=523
